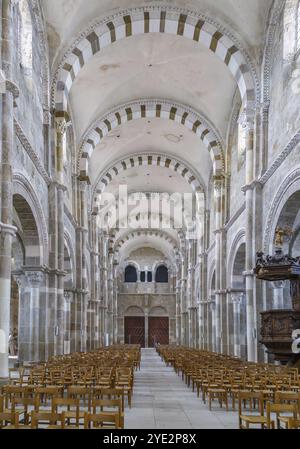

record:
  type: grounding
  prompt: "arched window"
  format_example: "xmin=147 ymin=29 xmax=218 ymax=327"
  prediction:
xmin=125 ymin=265 xmax=138 ymax=283
xmin=155 ymin=265 xmax=169 ymax=283
xmin=18 ymin=0 xmax=33 ymax=73
xmin=283 ymin=0 xmax=300 ymax=60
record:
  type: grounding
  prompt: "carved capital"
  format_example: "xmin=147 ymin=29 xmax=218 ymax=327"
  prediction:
xmin=55 ymin=118 xmax=67 ymax=136
xmin=25 ymin=271 xmax=44 ymax=287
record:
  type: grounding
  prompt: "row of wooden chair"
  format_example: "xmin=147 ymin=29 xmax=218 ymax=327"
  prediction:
xmin=2 ymin=345 xmax=141 ymax=429
xmin=158 ymin=345 xmax=300 ymax=429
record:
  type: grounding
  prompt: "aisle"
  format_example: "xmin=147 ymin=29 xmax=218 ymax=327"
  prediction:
xmin=125 ymin=348 xmax=238 ymax=429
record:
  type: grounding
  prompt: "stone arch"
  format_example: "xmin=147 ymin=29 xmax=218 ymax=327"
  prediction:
xmin=64 ymin=233 xmax=75 ymax=289
xmin=104 ymin=210 xmax=190 ymax=244
xmin=227 ymin=230 xmax=246 ymax=287
xmin=93 ymin=152 xmax=205 ymax=198
xmin=264 ymin=167 xmax=300 ymax=253
xmin=113 ymin=230 xmax=180 ymax=259
xmin=124 ymin=306 xmax=144 ymax=316
xmin=13 ymin=173 xmax=48 ymax=265
xmin=53 ymin=6 xmax=257 ymax=118
xmin=208 ymin=265 xmax=216 ymax=296
xmin=80 ymin=101 xmax=223 ymax=176
xmin=155 ymin=264 xmax=169 ymax=283
xmin=149 ymin=306 xmax=168 ymax=317
xmin=124 ymin=265 xmax=138 ymax=283
xmin=229 ymin=242 xmax=247 ymax=359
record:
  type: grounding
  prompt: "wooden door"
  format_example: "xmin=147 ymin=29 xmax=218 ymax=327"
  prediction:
xmin=124 ymin=317 xmax=145 ymax=347
xmin=148 ymin=317 xmax=169 ymax=347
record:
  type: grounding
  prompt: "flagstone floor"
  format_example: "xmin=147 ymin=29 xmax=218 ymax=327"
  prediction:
xmin=125 ymin=349 xmax=239 ymax=429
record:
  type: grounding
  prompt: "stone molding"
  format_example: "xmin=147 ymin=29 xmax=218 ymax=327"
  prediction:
xmin=258 ymin=131 xmax=300 ymax=186
xmin=14 ymin=120 xmax=51 ymax=185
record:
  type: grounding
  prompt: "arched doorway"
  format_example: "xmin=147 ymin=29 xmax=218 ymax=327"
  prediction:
xmin=148 ymin=306 xmax=169 ymax=347
xmin=124 ymin=306 xmax=145 ymax=347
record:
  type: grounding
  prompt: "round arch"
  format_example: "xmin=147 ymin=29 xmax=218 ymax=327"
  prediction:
xmin=92 ymin=152 xmax=206 ymax=200
xmin=79 ymin=100 xmax=223 ymax=176
xmin=124 ymin=306 xmax=145 ymax=317
xmin=264 ymin=167 xmax=300 ymax=253
xmin=227 ymin=230 xmax=246 ymax=287
xmin=12 ymin=174 xmax=48 ymax=265
xmin=53 ymin=6 xmax=257 ymax=118
xmin=64 ymin=233 xmax=75 ymax=289
xmin=149 ymin=306 xmax=168 ymax=317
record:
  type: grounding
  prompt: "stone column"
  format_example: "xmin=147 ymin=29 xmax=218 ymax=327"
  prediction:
xmin=64 ymin=291 xmax=71 ymax=354
xmin=243 ymin=118 xmax=257 ymax=362
xmin=180 ymin=278 xmax=187 ymax=345
xmin=231 ymin=293 xmax=243 ymax=358
xmin=113 ymin=260 xmax=119 ymax=344
xmin=210 ymin=300 xmax=216 ymax=352
xmin=0 ymin=0 xmax=18 ymax=378
xmin=175 ymin=281 xmax=181 ymax=343
xmin=198 ymin=301 xmax=205 ymax=350
xmin=76 ymin=181 xmax=89 ymax=352
xmin=102 ymin=233 xmax=109 ymax=346
xmin=54 ymin=117 xmax=68 ymax=356
xmin=214 ymin=177 xmax=225 ymax=353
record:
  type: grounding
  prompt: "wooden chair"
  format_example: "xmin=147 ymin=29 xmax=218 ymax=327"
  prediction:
xmin=92 ymin=399 xmax=124 ymax=428
xmin=266 ymin=402 xmax=298 ymax=429
xmin=0 ymin=411 xmax=17 ymax=429
xmin=35 ymin=386 xmax=63 ymax=407
xmin=52 ymin=397 xmax=84 ymax=427
xmin=238 ymin=392 xmax=267 ymax=429
xmin=30 ymin=411 xmax=66 ymax=429
xmin=84 ymin=412 xmax=120 ymax=429
xmin=288 ymin=418 xmax=300 ymax=429
xmin=208 ymin=385 xmax=229 ymax=411
xmin=67 ymin=385 xmax=91 ymax=411
xmin=92 ymin=388 xmax=125 ymax=413
xmin=11 ymin=396 xmax=40 ymax=425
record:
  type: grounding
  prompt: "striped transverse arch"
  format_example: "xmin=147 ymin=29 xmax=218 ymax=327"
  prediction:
xmin=93 ymin=153 xmax=205 ymax=202
xmin=112 ymin=230 xmax=181 ymax=258
xmin=79 ymin=100 xmax=223 ymax=176
xmin=54 ymin=7 xmax=256 ymax=116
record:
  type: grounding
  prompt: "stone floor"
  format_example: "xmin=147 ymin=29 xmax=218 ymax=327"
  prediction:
xmin=125 ymin=349 xmax=239 ymax=429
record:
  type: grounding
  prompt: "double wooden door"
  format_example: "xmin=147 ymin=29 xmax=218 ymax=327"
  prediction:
xmin=124 ymin=317 xmax=145 ymax=347
xmin=148 ymin=317 xmax=169 ymax=347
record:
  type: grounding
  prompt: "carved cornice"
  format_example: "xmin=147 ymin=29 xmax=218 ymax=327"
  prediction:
xmin=30 ymin=0 xmax=50 ymax=113
xmin=6 ymin=80 xmax=19 ymax=100
xmin=258 ymin=131 xmax=300 ymax=186
xmin=262 ymin=0 xmax=285 ymax=104
xmin=224 ymin=204 xmax=246 ymax=231
xmin=14 ymin=119 xmax=51 ymax=185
